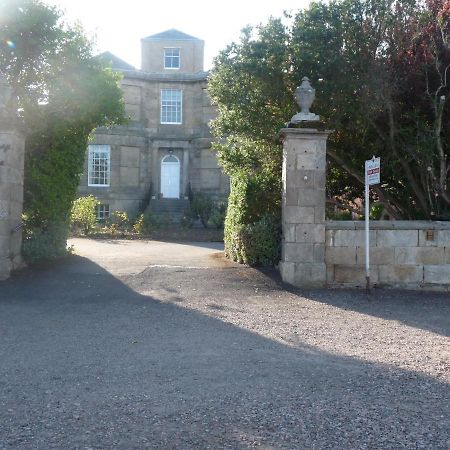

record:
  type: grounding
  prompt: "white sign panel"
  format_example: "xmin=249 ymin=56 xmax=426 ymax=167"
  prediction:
xmin=365 ymin=156 xmax=380 ymax=186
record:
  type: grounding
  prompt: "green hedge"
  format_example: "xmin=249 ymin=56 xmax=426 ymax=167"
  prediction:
xmin=224 ymin=173 xmax=281 ymax=266
xmin=22 ymin=120 xmax=89 ymax=261
xmin=22 ymin=221 xmax=70 ymax=263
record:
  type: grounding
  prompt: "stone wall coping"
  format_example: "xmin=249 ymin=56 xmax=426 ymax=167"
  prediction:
xmin=121 ymin=69 xmax=209 ymax=83
xmin=326 ymin=220 xmax=450 ymax=231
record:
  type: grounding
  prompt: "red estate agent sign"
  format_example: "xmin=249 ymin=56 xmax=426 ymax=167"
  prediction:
xmin=365 ymin=156 xmax=381 ymax=185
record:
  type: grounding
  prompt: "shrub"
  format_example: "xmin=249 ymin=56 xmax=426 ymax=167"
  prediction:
xmin=132 ymin=214 xmax=146 ymax=234
xmin=242 ymin=213 xmax=281 ymax=266
xmin=132 ymin=211 xmax=158 ymax=234
xmin=107 ymin=210 xmax=130 ymax=234
xmin=209 ymin=201 xmax=227 ymax=229
xmin=225 ymin=213 xmax=281 ymax=266
xmin=180 ymin=208 xmax=196 ymax=229
xmin=224 ymin=172 xmax=281 ymax=266
xmin=22 ymin=221 xmax=70 ymax=262
xmin=190 ymin=192 xmax=215 ymax=228
xmin=70 ymin=195 xmax=99 ymax=235
xmin=370 ymin=202 xmax=384 ymax=220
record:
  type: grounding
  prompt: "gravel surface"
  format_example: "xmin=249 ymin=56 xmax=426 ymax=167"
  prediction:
xmin=0 ymin=242 xmax=449 ymax=449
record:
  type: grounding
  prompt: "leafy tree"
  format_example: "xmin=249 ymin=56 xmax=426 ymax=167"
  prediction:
xmin=209 ymin=0 xmax=450 ymax=233
xmin=292 ymin=0 xmax=449 ymax=219
xmin=0 ymin=0 xmax=125 ymax=260
xmin=208 ymin=19 xmax=289 ymax=263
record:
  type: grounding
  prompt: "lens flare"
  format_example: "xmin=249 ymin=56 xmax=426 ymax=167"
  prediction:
xmin=6 ymin=40 xmax=15 ymax=49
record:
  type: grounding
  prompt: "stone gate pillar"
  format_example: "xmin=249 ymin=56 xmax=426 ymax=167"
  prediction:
xmin=279 ymin=128 xmax=331 ymax=287
xmin=0 ymin=75 xmax=25 ymax=280
xmin=278 ymin=77 xmax=331 ymax=287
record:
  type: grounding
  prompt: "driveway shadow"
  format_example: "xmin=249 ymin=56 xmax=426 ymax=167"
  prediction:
xmin=256 ymin=267 xmax=450 ymax=338
xmin=0 ymin=257 xmax=448 ymax=449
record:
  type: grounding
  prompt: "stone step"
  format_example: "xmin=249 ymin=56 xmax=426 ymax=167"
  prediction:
xmin=149 ymin=199 xmax=189 ymax=212
xmin=147 ymin=199 xmax=190 ymax=223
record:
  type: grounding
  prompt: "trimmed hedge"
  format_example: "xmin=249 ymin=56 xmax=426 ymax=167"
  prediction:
xmin=22 ymin=221 xmax=70 ymax=263
xmin=224 ymin=173 xmax=281 ymax=266
xmin=22 ymin=120 xmax=90 ymax=261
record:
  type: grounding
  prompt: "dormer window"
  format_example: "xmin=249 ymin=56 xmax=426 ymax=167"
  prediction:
xmin=164 ymin=48 xmax=180 ymax=69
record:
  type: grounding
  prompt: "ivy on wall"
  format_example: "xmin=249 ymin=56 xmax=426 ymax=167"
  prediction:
xmin=0 ymin=0 xmax=125 ymax=261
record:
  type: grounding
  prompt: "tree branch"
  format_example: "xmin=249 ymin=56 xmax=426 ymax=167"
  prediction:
xmin=326 ymin=148 xmax=402 ymax=219
xmin=326 ymin=198 xmax=362 ymax=216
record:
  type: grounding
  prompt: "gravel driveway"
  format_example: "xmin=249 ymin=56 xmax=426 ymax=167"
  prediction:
xmin=0 ymin=239 xmax=449 ymax=449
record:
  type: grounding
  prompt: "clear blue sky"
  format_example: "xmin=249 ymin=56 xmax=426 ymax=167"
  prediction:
xmin=51 ymin=0 xmax=312 ymax=70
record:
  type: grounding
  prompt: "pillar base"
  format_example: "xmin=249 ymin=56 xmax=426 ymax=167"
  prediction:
xmin=280 ymin=261 xmax=326 ymax=288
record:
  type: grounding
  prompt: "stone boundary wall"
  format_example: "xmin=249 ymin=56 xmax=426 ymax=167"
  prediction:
xmin=0 ymin=76 xmax=25 ymax=280
xmin=326 ymin=221 xmax=450 ymax=291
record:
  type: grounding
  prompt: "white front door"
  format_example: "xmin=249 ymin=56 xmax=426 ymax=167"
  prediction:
xmin=161 ymin=155 xmax=180 ymax=198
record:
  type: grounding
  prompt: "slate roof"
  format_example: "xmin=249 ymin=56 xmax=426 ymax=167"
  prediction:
xmin=97 ymin=51 xmax=135 ymax=70
xmin=141 ymin=29 xmax=201 ymax=41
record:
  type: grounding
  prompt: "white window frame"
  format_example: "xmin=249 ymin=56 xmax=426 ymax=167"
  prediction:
xmin=88 ymin=144 xmax=111 ymax=187
xmin=96 ymin=204 xmax=110 ymax=220
xmin=164 ymin=47 xmax=180 ymax=69
xmin=160 ymin=89 xmax=182 ymax=124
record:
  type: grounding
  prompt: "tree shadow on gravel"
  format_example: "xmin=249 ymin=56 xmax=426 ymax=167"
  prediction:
xmin=0 ymin=257 xmax=449 ymax=449
xmin=255 ymin=266 xmax=450 ymax=338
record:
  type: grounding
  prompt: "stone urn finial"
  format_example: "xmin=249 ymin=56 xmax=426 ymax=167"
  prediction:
xmin=290 ymin=76 xmax=320 ymax=124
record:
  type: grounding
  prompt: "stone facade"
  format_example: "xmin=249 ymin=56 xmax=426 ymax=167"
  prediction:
xmin=78 ymin=29 xmax=229 ymax=217
xmin=141 ymin=29 xmax=204 ymax=74
xmin=0 ymin=76 xmax=25 ymax=280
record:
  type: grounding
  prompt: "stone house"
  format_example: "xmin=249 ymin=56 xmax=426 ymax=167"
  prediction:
xmin=77 ymin=29 xmax=229 ymax=220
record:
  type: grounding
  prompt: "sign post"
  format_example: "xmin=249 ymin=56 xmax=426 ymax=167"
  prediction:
xmin=364 ymin=156 xmax=380 ymax=293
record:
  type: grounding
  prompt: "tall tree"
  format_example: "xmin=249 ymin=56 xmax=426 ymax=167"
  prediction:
xmin=293 ymin=0 xmax=450 ymax=219
xmin=208 ymin=19 xmax=290 ymax=264
xmin=209 ymin=0 xmax=450 ymax=224
xmin=0 ymin=0 xmax=125 ymax=260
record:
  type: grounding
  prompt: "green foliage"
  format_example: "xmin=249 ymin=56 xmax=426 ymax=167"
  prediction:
xmin=225 ymin=212 xmax=281 ymax=266
xmin=22 ymin=220 xmax=70 ymax=262
xmin=209 ymin=201 xmax=227 ymax=229
xmin=70 ymin=195 xmax=99 ymax=235
xmin=0 ymin=0 xmax=125 ymax=261
xmin=326 ymin=209 xmax=353 ymax=220
xmin=132 ymin=214 xmax=146 ymax=234
xmin=132 ymin=211 xmax=158 ymax=234
xmin=209 ymin=0 xmax=450 ymax=226
xmin=181 ymin=209 xmax=196 ymax=229
xmin=190 ymin=192 xmax=215 ymax=228
xmin=209 ymin=19 xmax=293 ymax=142
xmin=106 ymin=211 xmax=129 ymax=234
xmin=208 ymin=21 xmax=290 ymax=265
xmin=370 ymin=202 xmax=385 ymax=220
xmin=224 ymin=174 xmax=281 ymax=265
xmin=188 ymin=193 xmax=229 ymax=229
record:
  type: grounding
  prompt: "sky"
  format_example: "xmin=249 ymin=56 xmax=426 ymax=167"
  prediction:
xmin=50 ymin=0 xmax=312 ymax=70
